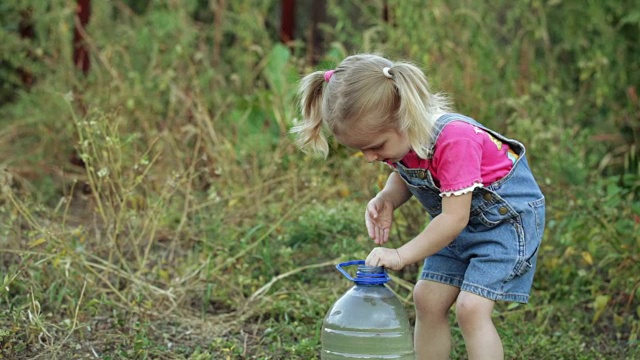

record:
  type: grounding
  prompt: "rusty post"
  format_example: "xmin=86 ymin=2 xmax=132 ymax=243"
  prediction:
xmin=73 ymin=0 xmax=91 ymax=74
xmin=280 ymin=0 xmax=295 ymax=43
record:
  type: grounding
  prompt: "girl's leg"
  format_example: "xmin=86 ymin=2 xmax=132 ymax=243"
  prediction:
xmin=455 ymin=291 xmax=503 ymax=360
xmin=413 ymin=280 xmax=460 ymax=360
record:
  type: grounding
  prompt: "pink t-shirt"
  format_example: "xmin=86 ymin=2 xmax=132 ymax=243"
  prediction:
xmin=392 ymin=121 xmax=518 ymax=196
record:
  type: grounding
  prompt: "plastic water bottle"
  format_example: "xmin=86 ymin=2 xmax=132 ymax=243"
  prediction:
xmin=321 ymin=260 xmax=415 ymax=359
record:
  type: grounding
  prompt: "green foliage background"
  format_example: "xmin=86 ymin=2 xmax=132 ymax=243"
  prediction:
xmin=1 ymin=0 xmax=639 ymax=358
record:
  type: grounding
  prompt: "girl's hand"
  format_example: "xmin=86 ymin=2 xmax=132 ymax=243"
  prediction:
xmin=365 ymin=247 xmax=404 ymax=271
xmin=365 ymin=195 xmax=394 ymax=245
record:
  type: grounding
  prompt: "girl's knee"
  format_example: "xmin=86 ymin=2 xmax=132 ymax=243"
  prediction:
xmin=413 ymin=285 xmax=431 ymax=315
xmin=413 ymin=281 xmax=458 ymax=318
xmin=455 ymin=292 xmax=495 ymax=330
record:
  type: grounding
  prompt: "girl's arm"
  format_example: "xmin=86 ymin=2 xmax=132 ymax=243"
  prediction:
xmin=398 ymin=192 xmax=471 ymax=265
xmin=377 ymin=172 xmax=412 ymax=208
xmin=366 ymin=192 xmax=472 ymax=269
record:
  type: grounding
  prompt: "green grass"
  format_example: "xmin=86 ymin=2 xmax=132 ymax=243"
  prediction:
xmin=1 ymin=0 xmax=640 ymax=359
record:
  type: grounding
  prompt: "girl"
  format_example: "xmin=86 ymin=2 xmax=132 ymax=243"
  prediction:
xmin=291 ymin=54 xmax=545 ymax=360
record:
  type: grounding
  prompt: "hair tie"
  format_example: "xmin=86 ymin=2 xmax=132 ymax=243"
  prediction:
xmin=324 ymin=70 xmax=335 ymax=82
xmin=382 ymin=67 xmax=393 ymax=79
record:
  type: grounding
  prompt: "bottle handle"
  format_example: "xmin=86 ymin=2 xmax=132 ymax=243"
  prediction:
xmin=336 ymin=260 xmax=365 ymax=281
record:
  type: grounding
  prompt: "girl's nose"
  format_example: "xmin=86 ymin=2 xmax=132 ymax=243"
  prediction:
xmin=362 ymin=150 xmax=378 ymax=162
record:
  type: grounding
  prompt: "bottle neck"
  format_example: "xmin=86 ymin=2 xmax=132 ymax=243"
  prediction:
xmin=354 ymin=265 xmax=389 ymax=285
xmin=357 ymin=265 xmax=384 ymax=275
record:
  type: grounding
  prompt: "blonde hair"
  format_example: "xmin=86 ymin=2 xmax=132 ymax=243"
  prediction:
xmin=291 ymin=54 xmax=451 ymax=158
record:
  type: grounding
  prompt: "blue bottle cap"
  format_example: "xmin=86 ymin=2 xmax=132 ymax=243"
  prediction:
xmin=336 ymin=260 xmax=391 ymax=285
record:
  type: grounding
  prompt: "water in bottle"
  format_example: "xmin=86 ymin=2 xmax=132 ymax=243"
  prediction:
xmin=321 ymin=260 xmax=415 ymax=359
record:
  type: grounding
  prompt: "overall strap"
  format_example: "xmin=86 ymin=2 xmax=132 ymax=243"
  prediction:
xmin=428 ymin=113 xmax=526 ymax=161
xmin=425 ymin=113 xmax=480 ymax=159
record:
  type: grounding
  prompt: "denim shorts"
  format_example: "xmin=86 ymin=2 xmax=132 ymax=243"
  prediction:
xmin=420 ymin=203 xmax=543 ymax=303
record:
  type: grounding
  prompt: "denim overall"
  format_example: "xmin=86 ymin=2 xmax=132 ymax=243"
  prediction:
xmin=394 ymin=114 xmax=545 ymax=303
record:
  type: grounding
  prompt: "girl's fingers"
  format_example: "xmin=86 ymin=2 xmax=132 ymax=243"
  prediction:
xmin=365 ymin=202 xmax=390 ymax=245
xmin=365 ymin=209 xmax=375 ymax=238
xmin=382 ymin=228 xmax=390 ymax=244
xmin=365 ymin=248 xmax=379 ymax=266
xmin=365 ymin=218 xmax=374 ymax=238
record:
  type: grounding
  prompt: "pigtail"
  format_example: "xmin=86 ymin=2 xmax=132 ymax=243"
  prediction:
xmin=290 ymin=71 xmax=330 ymax=158
xmin=388 ymin=62 xmax=451 ymax=159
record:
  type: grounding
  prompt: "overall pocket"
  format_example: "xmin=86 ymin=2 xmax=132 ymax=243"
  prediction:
xmin=468 ymin=190 xmax=518 ymax=231
xmin=528 ymin=196 xmax=546 ymax=242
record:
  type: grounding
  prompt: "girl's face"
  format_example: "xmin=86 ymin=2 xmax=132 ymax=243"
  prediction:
xmin=337 ymin=127 xmax=411 ymax=163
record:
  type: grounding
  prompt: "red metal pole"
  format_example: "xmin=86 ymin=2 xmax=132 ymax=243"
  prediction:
xmin=73 ymin=0 xmax=91 ymax=74
xmin=280 ymin=0 xmax=295 ymax=43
